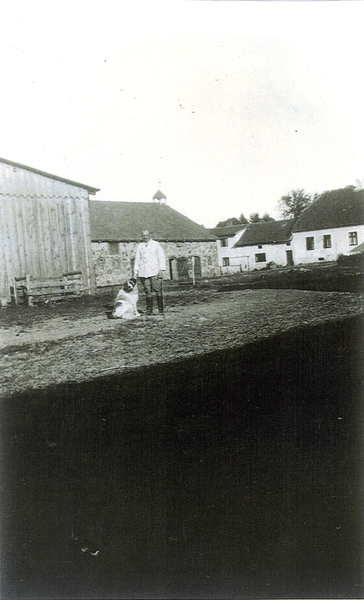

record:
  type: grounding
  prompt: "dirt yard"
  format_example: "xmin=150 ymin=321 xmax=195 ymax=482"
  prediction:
xmin=2 ymin=268 xmax=364 ymax=599
xmin=1 ymin=272 xmax=363 ymax=396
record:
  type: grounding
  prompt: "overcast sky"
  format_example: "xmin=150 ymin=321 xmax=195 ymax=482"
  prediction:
xmin=0 ymin=1 xmax=363 ymax=227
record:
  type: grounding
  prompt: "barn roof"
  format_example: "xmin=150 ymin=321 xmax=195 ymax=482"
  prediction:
xmin=349 ymin=241 xmax=364 ymax=253
xmin=89 ymin=201 xmax=217 ymax=242
xmin=0 ymin=157 xmax=100 ymax=195
xmin=234 ymin=219 xmax=295 ymax=247
xmin=208 ymin=224 xmax=247 ymax=238
xmin=292 ymin=187 xmax=364 ymax=233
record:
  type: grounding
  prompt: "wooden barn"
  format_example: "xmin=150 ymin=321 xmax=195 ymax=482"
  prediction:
xmin=0 ymin=158 xmax=100 ymax=305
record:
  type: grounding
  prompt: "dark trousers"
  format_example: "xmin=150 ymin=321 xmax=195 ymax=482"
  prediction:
xmin=139 ymin=276 xmax=163 ymax=313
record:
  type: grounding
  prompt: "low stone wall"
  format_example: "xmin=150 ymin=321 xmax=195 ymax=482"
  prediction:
xmin=92 ymin=240 xmax=219 ymax=286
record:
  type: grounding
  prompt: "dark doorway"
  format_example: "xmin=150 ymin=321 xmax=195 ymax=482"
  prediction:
xmin=177 ymin=257 xmax=189 ymax=280
xmin=169 ymin=257 xmax=178 ymax=280
xmin=192 ymin=256 xmax=202 ymax=279
xmin=286 ymin=250 xmax=294 ymax=266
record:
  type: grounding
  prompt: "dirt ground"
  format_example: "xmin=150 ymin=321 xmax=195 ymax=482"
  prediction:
xmin=1 ymin=270 xmax=363 ymax=396
xmin=2 ymin=310 xmax=363 ymax=599
xmin=1 ymin=266 xmax=364 ymax=599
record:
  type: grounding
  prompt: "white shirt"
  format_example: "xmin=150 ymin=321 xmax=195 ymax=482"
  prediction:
xmin=134 ymin=239 xmax=166 ymax=278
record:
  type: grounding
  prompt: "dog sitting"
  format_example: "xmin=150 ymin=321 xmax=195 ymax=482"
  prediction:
xmin=110 ymin=278 xmax=140 ymax=320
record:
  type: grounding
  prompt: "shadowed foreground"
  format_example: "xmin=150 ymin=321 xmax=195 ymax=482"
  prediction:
xmin=1 ymin=315 xmax=363 ymax=599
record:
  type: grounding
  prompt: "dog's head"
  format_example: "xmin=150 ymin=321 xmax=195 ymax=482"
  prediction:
xmin=123 ymin=278 xmax=137 ymax=293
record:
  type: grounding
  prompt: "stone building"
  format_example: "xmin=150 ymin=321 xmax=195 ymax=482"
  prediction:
xmin=89 ymin=199 xmax=219 ymax=286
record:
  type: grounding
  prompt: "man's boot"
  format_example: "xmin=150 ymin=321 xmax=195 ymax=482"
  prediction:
xmin=156 ymin=295 xmax=164 ymax=314
xmin=146 ymin=297 xmax=153 ymax=315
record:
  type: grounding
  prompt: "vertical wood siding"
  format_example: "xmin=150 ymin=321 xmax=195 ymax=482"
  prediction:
xmin=0 ymin=195 xmax=95 ymax=302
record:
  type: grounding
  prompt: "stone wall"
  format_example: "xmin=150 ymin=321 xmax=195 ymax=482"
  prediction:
xmin=92 ymin=240 xmax=219 ymax=286
xmin=92 ymin=242 xmax=138 ymax=287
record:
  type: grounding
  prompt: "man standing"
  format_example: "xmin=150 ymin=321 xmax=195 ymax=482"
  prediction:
xmin=134 ymin=230 xmax=166 ymax=315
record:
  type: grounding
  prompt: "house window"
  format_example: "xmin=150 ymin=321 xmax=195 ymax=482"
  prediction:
xmin=255 ymin=253 xmax=266 ymax=263
xmin=323 ymin=235 xmax=332 ymax=249
xmin=222 ymin=257 xmax=230 ymax=266
xmin=258 ymin=245 xmax=263 ymax=249
xmin=221 ymin=238 xmax=228 ymax=247
xmin=109 ymin=242 xmax=119 ymax=255
xmin=286 ymin=241 xmax=291 ymax=246
xmin=306 ymin=237 xmax=315 ymax=251
xmin=348 ymin=231 xmax=358 ymax=246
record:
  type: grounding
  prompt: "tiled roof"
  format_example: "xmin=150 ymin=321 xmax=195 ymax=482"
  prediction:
xmin=234 ymin=219 xmax=295 ymax=247
xmin=292 ymin=187 xmax=364 ymax=233
xmin=208 ymin=224 xmax=247 ymax=238
xmin=349 ymin=241 xmax=364 ymax=253
xmin=0 ymin=157 xmax=100 ymax=195
xmin=89 ymin=201 xmax=217 ymax=242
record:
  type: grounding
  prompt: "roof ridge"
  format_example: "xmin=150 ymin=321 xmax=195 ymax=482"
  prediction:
xmin=292 ymin=188 xmax=364 ymax=232
xmin=0 ymin=193 xmax=89 ymax=198
xmin=0 ymin=157 xmax=100 ymax=194
xmin=89 ymin=201 xmax=217 ymax=241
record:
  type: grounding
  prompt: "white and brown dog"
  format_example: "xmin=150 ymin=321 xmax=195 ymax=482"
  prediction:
xmin=111 ymin=278 xmax=140 ymax=320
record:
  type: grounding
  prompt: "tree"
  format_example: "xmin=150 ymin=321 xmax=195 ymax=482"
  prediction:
xmin=216 ymin=212 xmax=273 ymax=227
xmin=216 ymin=217 xmax=241 ymax=227
xmin=278 ymin=189 xmax=316 ymax=219
xmin=249 ymin=212 xmax=275 ymax=223
xmin=249 ymin=212 xmax=261 ymax=223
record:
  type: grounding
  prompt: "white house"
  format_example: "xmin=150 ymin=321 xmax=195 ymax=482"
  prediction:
xmin=291 ymin=187 xmax=364 ymax=264
xmin=233 ymin=220 xmax=296 ymax=271
xmin=208 ymin=224 xmax=248 ymax=274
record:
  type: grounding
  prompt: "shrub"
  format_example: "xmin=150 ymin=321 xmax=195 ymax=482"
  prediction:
xmin=337 ymin=253 xmax=364 ymax=268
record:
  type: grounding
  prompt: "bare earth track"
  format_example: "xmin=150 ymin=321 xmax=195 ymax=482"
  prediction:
xmin=1 ymin=273 xmax=363 ymax=396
